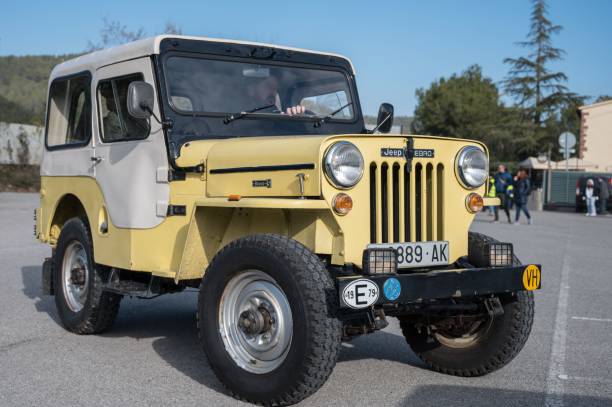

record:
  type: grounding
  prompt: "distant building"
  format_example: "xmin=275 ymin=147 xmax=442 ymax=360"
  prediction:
xmin=364 ymin=124 xmax=407 ymax=134
xmin=579 ymin=100 xmax=612 ymax=172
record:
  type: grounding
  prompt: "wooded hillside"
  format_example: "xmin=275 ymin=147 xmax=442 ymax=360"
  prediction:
xmin=0 ymin=54 xmax=76 ymax=125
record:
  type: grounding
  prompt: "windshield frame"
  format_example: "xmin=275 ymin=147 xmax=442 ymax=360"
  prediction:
xmin=152 ymin=38 xmax=366 ymax=165
xmin=160 ymin=51 xmax=359 ymax=124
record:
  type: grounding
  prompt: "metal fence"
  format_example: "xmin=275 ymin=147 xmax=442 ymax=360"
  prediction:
xmin=548 ymin=170 xmax=612 ymax=206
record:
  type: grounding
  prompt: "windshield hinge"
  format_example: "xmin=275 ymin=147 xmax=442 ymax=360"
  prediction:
xmin=167 ymin=205 xmax=187 ymax=217
xmin=162 ymin=118 xmax=174 ymax=130
xmin=168 ymin=169 xmax=186 ymax=182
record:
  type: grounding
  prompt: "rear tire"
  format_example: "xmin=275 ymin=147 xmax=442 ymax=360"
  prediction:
xmin=197 ymin=234 xmax=341 ymax=405
xmin=53 ymin=217 xmax=121 ymax=334
xmin=399 ymin=232 xmax=535 ymax=376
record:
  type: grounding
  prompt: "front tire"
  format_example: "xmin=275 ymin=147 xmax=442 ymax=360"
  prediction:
xmin=53 ymin=217 xmax=122 ymax=334
xmin=399 ymin=232 xmax=535 ymax=377
xmin=197 ymin=234 xmax=341 ymax=405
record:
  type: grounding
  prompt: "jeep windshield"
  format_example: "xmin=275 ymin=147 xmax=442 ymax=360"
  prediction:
xmin=159 ymin=53 xmax=365 ymax=154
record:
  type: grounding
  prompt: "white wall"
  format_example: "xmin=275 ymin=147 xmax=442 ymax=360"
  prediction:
xmin=0 ymin=122 xmax=44 ymax=165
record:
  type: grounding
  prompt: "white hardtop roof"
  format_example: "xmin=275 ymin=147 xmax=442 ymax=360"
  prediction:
xmin=50 ymin=35 xmax=355 ymax=80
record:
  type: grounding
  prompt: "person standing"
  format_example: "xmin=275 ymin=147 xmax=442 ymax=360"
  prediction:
xmin=486 ymin=177 xmax=496 ymax=216
xmin=597 ymin=178 xmax=610 ymax=215
xmin=514 ymin=169 xmax=532 ymax=225
xmin=583 ymin=179 xmax=599 ymax=217
xmin=493 ymin=164 xmax=512 ymax=223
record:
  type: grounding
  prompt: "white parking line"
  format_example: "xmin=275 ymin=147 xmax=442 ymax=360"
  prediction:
xmin=559 ymin=374 xmax=612 ymax=385
xmin=544 ymin=234 xmax=571 ymax=407
xmin=571 ymin=316 xmax=612 ymax=323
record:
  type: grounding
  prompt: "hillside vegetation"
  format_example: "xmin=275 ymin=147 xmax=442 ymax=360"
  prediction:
xmin=0 ymin=55 xmax=76 ymax=125
xmin=0 ymin=54 xmax=409 ymax=127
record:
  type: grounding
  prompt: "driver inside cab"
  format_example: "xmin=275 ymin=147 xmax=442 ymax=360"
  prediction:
xmin=244 ymin=73 xmax=306 ymax=116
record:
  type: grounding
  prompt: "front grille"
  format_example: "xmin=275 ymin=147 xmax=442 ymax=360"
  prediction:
xmin=369 ymin=160 xmax=444 ymax=243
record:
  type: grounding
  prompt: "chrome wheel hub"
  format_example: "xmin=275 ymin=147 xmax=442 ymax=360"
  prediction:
xmin=61 ymin=241 xmax=89 ymax=312
xmin=219 ymin=270 xmax=293 ymax=374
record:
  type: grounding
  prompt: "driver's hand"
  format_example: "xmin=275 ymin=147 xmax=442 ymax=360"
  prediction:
xmin=285 ymin=105 xmax=305 ymax=115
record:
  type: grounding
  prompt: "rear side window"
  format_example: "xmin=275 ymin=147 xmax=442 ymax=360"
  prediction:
xmin=46 ymin=74 xmax=91 ymax=148
xmin=98 ymin=74 xmax=150 ymax=142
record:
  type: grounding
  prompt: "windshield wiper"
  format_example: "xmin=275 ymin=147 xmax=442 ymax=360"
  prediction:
xmin=223 ymin=104 xmax=276 ymax=124
xmin=314 ymin=102 xmax=353 ymax=128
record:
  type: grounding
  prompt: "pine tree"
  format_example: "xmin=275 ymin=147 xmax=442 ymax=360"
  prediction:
xmin=503 ymin=0 xmax=571 ymax=130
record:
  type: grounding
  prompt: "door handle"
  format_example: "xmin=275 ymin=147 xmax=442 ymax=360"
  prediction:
xmin=91 ymin=156 xmax=103 ymax=164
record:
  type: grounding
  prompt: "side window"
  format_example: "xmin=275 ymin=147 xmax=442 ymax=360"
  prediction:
xmin=98 ymin=74 xmax=150 ymax=142
xmin=46 ymin=75 xmax=91 ymax=148
xmin=300 ymin=90 xmax=352 ymax=118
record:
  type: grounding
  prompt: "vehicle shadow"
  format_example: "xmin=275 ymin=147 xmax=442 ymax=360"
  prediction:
xmin=20 ymin=265 xmax=61 ymax=324
xmin=338 ymin=329 xmax=424 ymax=368
xmin=111 ymin=297 xmax=228 ymax=394
xmin=104 ymin=294 xmax=426 ymax=393
xmin=20 ymin=267 xmax=426 ymax=397
xmin=399 ymin=384 xmax=611 ymax=407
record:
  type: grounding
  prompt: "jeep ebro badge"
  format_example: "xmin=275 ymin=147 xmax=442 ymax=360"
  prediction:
xmin=35 ymin=35 xmax=540 ymax=406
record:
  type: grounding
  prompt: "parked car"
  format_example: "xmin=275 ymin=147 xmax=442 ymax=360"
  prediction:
xmin=36 ymin=35 xmax=541 ymax=406
xmin=575 ymin=175 xmax=612 ymax=213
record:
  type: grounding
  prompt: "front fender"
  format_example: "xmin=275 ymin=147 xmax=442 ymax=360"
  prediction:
xmin=174 ymin=199 xmax=342 ymax=282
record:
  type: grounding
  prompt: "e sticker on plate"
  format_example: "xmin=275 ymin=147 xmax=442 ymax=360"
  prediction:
xmin=342 ymin=279 xmax=379 ymax=309
xmin=522 ymin=264 xmax=541 ymax=291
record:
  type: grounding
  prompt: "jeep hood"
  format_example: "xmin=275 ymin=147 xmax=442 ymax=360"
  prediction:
xmin=177 ymin=135 xmax=329 ymax=197
xmin=175 ymin=134 xmax=485 ymax=198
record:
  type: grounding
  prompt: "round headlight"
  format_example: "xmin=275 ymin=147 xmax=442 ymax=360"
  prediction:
xmin=456 ymin=146 xmax=488 ymax=188
xmin=324 ymin=141 xmax=364 ymax=189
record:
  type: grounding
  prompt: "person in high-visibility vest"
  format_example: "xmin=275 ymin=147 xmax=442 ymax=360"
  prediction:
xmin=506 ymin=184 xmax=515 ymax=211
xmin=486 ymin=177 xmax=496 ymax=215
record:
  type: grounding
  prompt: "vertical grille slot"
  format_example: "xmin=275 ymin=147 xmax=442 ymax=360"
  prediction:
xmin=380 ymin=163 xmax=389 ymax=243
xmin=414 ymin=163 xmax=422 ymax=242
xmin=426 ymin=163 xmax=433 ymax=241
xmin=369 ymin=164 xmax=377 ymax=243
xmin=403 ymin=165 xmax=411 ymax=242
xmin=436 ymin=163 xmax=444 ymax=240
xmin=392 ymin=163 xmax=400 ymax=242
xmin=369 ymin=158 xmax=445 ymax=244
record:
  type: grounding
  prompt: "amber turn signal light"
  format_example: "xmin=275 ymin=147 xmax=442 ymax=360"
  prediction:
xmin=466 ymin=193 xmax=484 ymax=213
xmin=333 ymin=193 xmax=353 ymax=215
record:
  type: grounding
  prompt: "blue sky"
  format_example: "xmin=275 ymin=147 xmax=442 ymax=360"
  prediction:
xmin=1 ymin=0 xmax=611 ymax=115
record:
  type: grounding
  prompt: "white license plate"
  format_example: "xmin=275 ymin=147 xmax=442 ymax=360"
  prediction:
xmin=368 ymin=241 xmax=449 ymax=268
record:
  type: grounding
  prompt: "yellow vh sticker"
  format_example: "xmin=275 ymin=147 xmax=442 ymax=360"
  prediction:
xmin=522 ymin=264 xmax=541 ymax=291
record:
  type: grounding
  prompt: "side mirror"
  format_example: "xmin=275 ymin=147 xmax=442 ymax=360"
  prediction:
xmin=127 ymin=81 xmax=154 ymax=119
xmin=374 ymin=103 xmax=394 ymax=134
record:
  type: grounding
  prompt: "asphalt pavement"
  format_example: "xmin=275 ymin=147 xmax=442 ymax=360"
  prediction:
xmin=1 ymin=192 xmax=611 ymax=406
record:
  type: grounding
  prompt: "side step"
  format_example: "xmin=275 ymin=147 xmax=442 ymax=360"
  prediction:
xmin=103 ymin=279 xmax=152 ymax=297
xmin=101 ymin=268 xmax=185 ymax=298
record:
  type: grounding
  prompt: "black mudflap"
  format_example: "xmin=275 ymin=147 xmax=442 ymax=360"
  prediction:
xmin=42 ymin=257 xmax=53 ymax=295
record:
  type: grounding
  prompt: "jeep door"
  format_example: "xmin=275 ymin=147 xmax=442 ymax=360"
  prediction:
xmin=41 ymin=72 xmax=95 ymax=178
xmin=92 ymin=57 xmax=169 ymax=229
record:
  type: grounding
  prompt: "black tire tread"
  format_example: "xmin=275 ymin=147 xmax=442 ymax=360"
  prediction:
xmin=196 ymin=233 xmax=341 ymax=406
xmin=400 ymin=291 xmax=534 ymax=377
xmin=55 ymin=217 xmax=121 ymax=335
xmin=400 ymin=232 xmax=534 ymax=377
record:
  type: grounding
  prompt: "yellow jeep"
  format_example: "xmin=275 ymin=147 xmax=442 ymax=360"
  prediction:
xmin=36 ymin=35 xmax=541 ymax=405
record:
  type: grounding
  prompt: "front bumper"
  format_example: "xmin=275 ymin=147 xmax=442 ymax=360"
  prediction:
xmin=337 ymin=263 xmax=541 ymax=309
